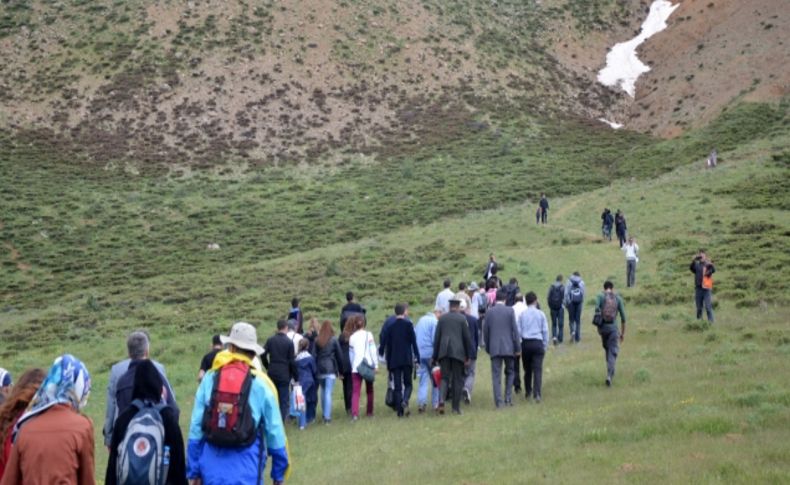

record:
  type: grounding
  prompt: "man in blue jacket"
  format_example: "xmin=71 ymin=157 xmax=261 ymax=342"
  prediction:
xmin=379 ymin=303 xmax=419 ymax=417
xmin=188 ymin=322 xmax=290 ymax=485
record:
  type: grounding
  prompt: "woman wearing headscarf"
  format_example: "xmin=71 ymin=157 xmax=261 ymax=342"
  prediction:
xmin=0 ymin=355 xmax=94 ymax=485
xmin=105 ymin=359 xmax=186 ymax=485
xmin=0 ymin=368 xmax=45 ymax=481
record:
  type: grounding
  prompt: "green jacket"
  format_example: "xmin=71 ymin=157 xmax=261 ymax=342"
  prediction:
xmin=595 ymin=292 xmax=626 ymax=325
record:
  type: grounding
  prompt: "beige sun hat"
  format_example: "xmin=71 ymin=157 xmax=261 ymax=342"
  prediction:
xmin=220 ymin=321 xmax=264 ymax=355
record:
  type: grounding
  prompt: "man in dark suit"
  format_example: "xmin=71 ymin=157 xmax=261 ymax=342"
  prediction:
xmin=263 ymin=319 xmax=297 ymax=420
xmin=432 ymin=300 xmax=473 ymax=415
xmin=483 ymin=289 xmax=521 ymax=407
xmin=379 ymin=303 xmax=419 ymax=417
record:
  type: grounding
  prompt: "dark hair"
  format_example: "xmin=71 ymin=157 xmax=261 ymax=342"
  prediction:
xmin=211 ymin=334 xmax=222 ymax=346
xmin=448 ymin=300 xmax=461 ymax=309
xmin=604 ymin=281 xmax=614 ymax=290
xmin=394 ymin=303 xmax=408 ymax=316
xmin=525 ymin=292 xmax=537 ymax=305
xmin=443 ymin=279 xmax=451 ymax=288
xmin=458 ymin=282 xmax=467 ymax=291
xmin=573 ymin=271 xmax=580 ymax=277
xmin=316 ymin=320 xmax=335 ymax=349
xmin=291 ymin=297 xmax=299 ymax=307
xmin=276 ymin=319 xmax=288 ymax=331
xmin=346 ymin=291 xmax=354 ymax=302
xmin=509 ymin=277 xmax=518 ymax=285
xmin=0 ymin=368 xmax=45 ymax=457
xmin=495 ymin=289 xmax=507 ymax=301
xmin=555 ymin=274 xmax=563 ymax=282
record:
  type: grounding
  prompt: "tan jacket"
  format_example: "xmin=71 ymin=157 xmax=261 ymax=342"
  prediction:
xmin=0 ymin=404 xmax=95 ymax=485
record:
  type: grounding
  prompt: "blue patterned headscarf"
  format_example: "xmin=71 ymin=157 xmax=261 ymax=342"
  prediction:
xmin=14 ymin=354 xmax=91 ymax=437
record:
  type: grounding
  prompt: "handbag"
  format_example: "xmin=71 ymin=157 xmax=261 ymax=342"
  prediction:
xmin=356 ymin=332 xmax=376 ymax=383
xmin=592 ymin=308 xmax=603 ymax=327
xmin=385 ymin=373 xmax=397 ymax=409
xmin=289 ymin=383 xmax=305 ymax=416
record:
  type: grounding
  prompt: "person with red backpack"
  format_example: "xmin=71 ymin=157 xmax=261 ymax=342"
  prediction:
xmin=594 ymin=282 xmax=627 ymax=387
xmin=187 ymin=322 xmax=290 ymax=485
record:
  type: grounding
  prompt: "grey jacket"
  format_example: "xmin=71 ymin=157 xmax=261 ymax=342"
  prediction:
xmin=483 ymin=303 xmax=520 ymax=357
xmin=432 ymin=312 xmax=473 ymax=363
xmin=103 ymin=358 xmax=170 ymax=446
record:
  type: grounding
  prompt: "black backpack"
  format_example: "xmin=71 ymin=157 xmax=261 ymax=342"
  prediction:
xmin=548 ymin=285 xmax=564 ymax=310
xmin=504 ymin=284 xmax=519 ymax=307
xmin=569 ymin=280 xmax=584 ymax=303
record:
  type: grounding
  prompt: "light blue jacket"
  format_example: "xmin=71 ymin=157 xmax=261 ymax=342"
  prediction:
xmin=187 ymin=353 xmax=289 ymax=484
xmin=415 ymin=312 xmax=438 ymax=361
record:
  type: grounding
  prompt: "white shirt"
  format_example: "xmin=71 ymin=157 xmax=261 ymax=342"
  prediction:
xmin=349 ymin=330 xmax=378 ymax=373
xmin=286 ymin=330 xmax=304 ymax=355
xmin=513 ymin=300 xmax=527 ymax=322
xmin=435 ymin=288 xmax=456 ymax=314
xmin=622 ymin=242 xmax=639 ymax=260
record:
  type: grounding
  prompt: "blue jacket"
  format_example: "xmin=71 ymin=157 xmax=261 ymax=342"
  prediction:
xmin=188 ymin=351 xmax=289 ymax=484
xmin=379 ymin=316 xmax=419 ymax=368
xmin=465 ymin=314 xmax=480 ymax=360
xmin=414 ymin=313 xmax=438 ymax=360
xmin=295 ymin=352 xmax=317 ymax=390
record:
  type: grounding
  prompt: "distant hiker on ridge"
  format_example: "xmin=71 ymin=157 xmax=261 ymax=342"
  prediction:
xmin=484 ymin=253 xmax=498 ymax=281
xmin=615 ymin=210 xmax=628 ymax=248
xmin=622 ymin=236 xmax=639 ymax=288
xmin=539 ymin=193 xmax=549 ymax=224
xmin=690 ymin=249 xmax=715 ymax=323
xmin=601 ymin=208 xmax=613 ymax=241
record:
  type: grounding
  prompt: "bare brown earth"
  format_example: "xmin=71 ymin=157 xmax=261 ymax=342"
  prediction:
xmin=0 ymin=0 xmax=786 ymax=166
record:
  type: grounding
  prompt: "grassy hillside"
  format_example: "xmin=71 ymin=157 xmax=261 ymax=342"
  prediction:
xmin=1 ymin=101 xmax=788 ymax=482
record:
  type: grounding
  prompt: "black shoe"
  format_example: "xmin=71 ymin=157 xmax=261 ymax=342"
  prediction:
xmin=462 ymin=388 xmax=471 ymax=405
xmin=514 ymin=387 xmax=521 ymax=395
xmin=534 ymin=395 xmax=542 ymax=404
xmin=606 ymin=377 xmax=612 ymax=387
xmin=418 ymin=405 xmax=426 ymax=414
xmin=402 ymin=403 xmax=411 ymax=417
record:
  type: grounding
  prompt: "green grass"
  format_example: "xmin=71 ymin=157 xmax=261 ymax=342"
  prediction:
xmin=0 ymin=100 xmax=788 ymax=483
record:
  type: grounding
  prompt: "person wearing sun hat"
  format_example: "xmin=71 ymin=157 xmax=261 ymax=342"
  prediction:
xmin=188 ymin=321 xmax=290 ymax=485
xmin=2 ymin=354 xmax=95 ymax=484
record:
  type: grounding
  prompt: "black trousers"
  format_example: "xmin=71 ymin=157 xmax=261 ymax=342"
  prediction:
xmin=273 ymin=379 xmax=290 ymax=421
xmin=439 ymin=358 xmax=465 ymax=412
xmin=342 ymin=371 xmax=353 ymax=414
xmin=521 ymin=339 xmax=545 ymax=398
xmin=391 ymin=366 xmax=414 ymax=416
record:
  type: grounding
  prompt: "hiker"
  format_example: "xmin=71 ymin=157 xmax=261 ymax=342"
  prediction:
xmin=339 ymin=291 xmax=365 ymax=333
xmin=461 ymin=300 xmax=480 ymax=405
xmin=690 ymin=250 xmax=715 ymax=323
xmin=510 ymin=292 xmax=527 ymax=394
xmin=615 ymin=210 xmax=627 ymax=247
xmin=435 ymin=279 xmax=456 ymax=314
xmin=314 ymin=320 xmax=344 ymax=424
xmin=338 ymin=320 xmax=354 ymax=416
xmin=0 ymin=370 xmax=10 ymax=406
xmin=547 ymin=275 xmax=566 ymax=345
xmin=105 ymin=359 xmax=186 ymax=485
xmin=187 ymin=322 xmax=290 ymax=485
xmin=263 ymin=319 xmax=297 ymax=421
xmin=198 ymin=334 xmax=223 ymax=382
xmin=2 ymin=355 xmax=94 ymax=485
xmin=535 ymin=206 xmax=541 ymax=224
xmin=485 ymin=278 xmax=499 ymax=307
xmin=469 ymin=282 xmax=485 ymax=319
xmin=564 ymin=272 xmax=586 ymax=343
xmin=302 ymin=317 xmax=319 ymax=355
xmin=104 ymin=331 xmax=176 ymax=448
xmin=285 ymin=320 xmax=304 ymax=355
xmin=601 ymin=208 xmax=613 ymax=241
xmin=484 ymin=253 xmax=498 ymax=281
xmin=622 ymin=236 xmax=640 ymax=288
xmin=483 ymin=289 xmax=521 ymax=408
xmin=518 ymin=292 xmax=549 ymax=402
xmin=294 ymin=339 xmax=317 ymax=429
xmin=595 ymin=281 xmax=627 ymax=387
xmin=454 ymin=282 xmax=472 ymax=313
xmin=288 ymin=297 xmax=304 ymax=334
xmin=0 ymin=369 xmax=44 ymax=481
xmin=348 ymin=315 xmax=378 ymax=420
xmin=539 ymin=193 xmax=549 ymax=224
xmin=432 ymin=300 xmax=473 ymax=415
xmin=378 ymin=303 xmax=419 ymax=417
xmin=501 ymin=277 xmax=520 ymax=307
xmin=415 ymin=308 xmax=442 ymax=413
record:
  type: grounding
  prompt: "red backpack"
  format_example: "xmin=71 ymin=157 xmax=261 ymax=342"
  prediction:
xmin=201 ymin=361 xmax=257 ymax=447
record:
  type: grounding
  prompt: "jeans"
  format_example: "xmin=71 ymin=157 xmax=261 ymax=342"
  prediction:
xmin=305 ymin=382 xmax=317 ymax=424
xmin=695 ymin=287 xmax=714 ymax=322
xmin=464 ymin=359 xmax=477 ymax=395
xmin=603 ymin=225 xmax=612 ymax=240
xmin=626 ymin=259 xmax=637 ymax=287
xmin=550 ymin=307 xmax=564 ymax=342
xmin=318 ymin=374 xmax=336 ymax=421
xmin=390 ymin=366 xmax=413 ymax=416
xmin=617 ymin=228 xmax=627 ymax=247
xmin=521 ymin=339 xmax=545 ymax=399
xmin=417 ymin=358 xmax=439 ymax=408
xmin=490 ymin=356 xmax=515 ymax=407
xmin=351 ymin=373 xmax=374 ymax=418
xmin=567 ymin=301 xmax=583 ymax=342
xmin=599 ymin=324 xmax=620 ymax=380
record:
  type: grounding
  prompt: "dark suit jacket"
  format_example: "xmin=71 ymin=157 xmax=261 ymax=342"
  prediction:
xmin=432 ymin=312 xmax=472 ymax=363
xmin=379 ymin=317 xmax=419 ymax=368
xmin=263 ymin=333 xmax=296 ymax=383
